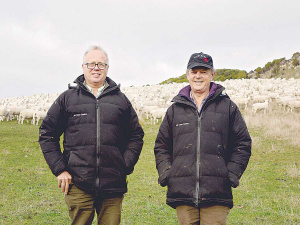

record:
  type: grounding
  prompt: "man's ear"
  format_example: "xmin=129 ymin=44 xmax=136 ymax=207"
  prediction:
xmin=211 ymin=71 xmax=216 ymax=80
xmin=186 ymin=75 xmax=189 ymax=82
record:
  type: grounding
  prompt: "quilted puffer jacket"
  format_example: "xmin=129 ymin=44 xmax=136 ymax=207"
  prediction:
xmin=39 ymin=75 xmax=144 ymax=197
xmin=154 ymin=83 xmax=251 ymax=208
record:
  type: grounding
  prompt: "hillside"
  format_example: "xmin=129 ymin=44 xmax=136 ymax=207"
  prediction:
xmin=248 ymin=52 xmax=300 ymax=79
xmin=160 ymin=52 xmax=300 ymax=84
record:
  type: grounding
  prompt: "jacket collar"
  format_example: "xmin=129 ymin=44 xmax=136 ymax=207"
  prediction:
xmin=177 ymin=82 xmax=218 ymax=100
xmin=74 ymin=74 xmax=120 ymax=94
xmin=173 ymin=82 xmax=226 ymax=105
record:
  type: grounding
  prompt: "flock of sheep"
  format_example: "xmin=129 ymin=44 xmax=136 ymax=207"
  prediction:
xmin=0 ymin=93 xmax=57 ymax=125
xmin=1 ymin=78 xmax=300 ymax=126
xmin=124 ymin=78 xmax=300 ymax=121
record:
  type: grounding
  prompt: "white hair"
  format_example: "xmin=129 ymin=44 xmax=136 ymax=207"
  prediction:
xmin=186 ymin=67 xmax=216 ymax=75
xmin=82 ymin=45 xmax=109 ymax=65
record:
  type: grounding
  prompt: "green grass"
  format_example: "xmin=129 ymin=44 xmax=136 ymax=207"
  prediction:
xmin=0 ymin=119 xmax=299 ymax=224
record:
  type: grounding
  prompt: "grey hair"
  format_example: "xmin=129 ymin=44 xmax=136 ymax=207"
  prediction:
xmin=186 ymin=67 xmax=216 ymax=75
xmin=82 ymin=45 xmax=109 ymax=65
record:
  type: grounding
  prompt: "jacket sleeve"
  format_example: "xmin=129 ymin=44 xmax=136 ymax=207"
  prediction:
xmin=123 ymin=99 xmax=144 ymax=175
xmin=154 ymin=107 xmax=173 ymax=187
xmin=38 ymin=93 xmax=68 ymax=176
xmin=227 ymin=101 xmax=252 ymax=187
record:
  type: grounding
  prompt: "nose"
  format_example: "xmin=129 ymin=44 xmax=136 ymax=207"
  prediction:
xmin=93 ymin=64 xmax=100 ymax=70
xmin=195 ymin=72 xmax=202 ymax=77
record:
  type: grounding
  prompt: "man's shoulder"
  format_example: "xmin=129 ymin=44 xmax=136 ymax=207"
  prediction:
xmin=113 ymin=90 xmax=131 ymax=108
xmin=54 ymin=88 xmax=78 ymax=105
xmin=68 ymin=83 xmax=79 ymax=90
xmin=62 ymin=88 xmax=77 ymax=97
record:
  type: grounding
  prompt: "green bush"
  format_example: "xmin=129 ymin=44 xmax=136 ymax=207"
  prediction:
xmin=272 ymin=58 xmax=285 ymax=66
xmin=271 ymin=65 xmax=280 ymax=77
xmin=292 ymin=52 xmax=300 ymax=58
xmin=292 ymin=58 xmax=299 ymax=67
xmin=265 ymin=62 xmax=272 ymax=69
xmin=214 ymin=69 xmax=248 ymax=81
xmin=255 ymin=67 xmax=262 ymax=74
xmin=160 ymin=75 xmax=188 ymax=84
xmin=160 ymin=69 xmax=249 ymax=84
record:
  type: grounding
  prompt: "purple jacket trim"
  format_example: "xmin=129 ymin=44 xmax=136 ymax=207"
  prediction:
xmin=178 ymin=82 xmax=218 ymax=101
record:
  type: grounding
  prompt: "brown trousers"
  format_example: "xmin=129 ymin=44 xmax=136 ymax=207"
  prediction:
xmin=65 ymin=184 xmax=123 ymax=225
xmin=176 ymin=205 xmax=230 ymax=225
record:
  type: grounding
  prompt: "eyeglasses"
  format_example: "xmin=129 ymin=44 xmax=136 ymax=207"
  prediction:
xmin=84 ymin=62 xmax=108 ymax=70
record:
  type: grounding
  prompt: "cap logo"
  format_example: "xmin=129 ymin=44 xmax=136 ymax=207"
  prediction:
xmin=203 ymin=58 xmax=208 ymax=62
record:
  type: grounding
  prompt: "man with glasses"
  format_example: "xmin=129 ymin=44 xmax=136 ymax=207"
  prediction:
xmin=39 ymin=46 xmax=144 ymax=224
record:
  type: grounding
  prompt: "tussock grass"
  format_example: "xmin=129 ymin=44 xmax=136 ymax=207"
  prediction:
xmin=0 ymin=109 xmax=300 ymax=224
xmin=244 ymin=109 xmax=300 ymax=147
xmin=287 ymin=163 xmax=300 ymax=179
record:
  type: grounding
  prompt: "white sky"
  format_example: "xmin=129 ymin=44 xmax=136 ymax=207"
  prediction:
xmin=1 ymin=0 xmax=300 ymax=98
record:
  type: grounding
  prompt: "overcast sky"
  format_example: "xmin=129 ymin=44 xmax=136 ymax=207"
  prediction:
xmin=1 ymin=0 xmax=299 ymax=98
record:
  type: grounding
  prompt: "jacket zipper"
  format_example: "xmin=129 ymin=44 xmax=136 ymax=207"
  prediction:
xmin=174 ymin=88 xmax=225 ymax=207
xmin=74 ymin=79 xmax=119 ymax=195
xmin=96 ymin=100 xmax=100 ymax=196
xmin=195 ymin=97 xmax=216 ymax=207
xmin=94 ymin=86 xmax=116 ymax=195
xmin=195 ymin=114 xmax=201 ymax=207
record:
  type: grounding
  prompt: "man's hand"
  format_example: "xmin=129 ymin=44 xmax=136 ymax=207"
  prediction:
xmin=57 ymin=171 xmax=72 ymax=194
xmin=228 ymin=171 xmax=239 ymax=188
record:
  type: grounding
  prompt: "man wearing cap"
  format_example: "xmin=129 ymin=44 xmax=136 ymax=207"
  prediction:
xmin=154 ymin=52 xmax=251 ymax=224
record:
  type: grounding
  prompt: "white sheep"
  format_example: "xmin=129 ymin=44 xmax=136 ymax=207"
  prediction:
xmin=0 ymin=106 xmax=9 ymax=121
xmin=149 ymin=108 xmax=167 ymax=125
xmin=252 ymin=100 xmax=269 ymax=115
xmin=18 ymin=109 xmax=35 ymax=124
xmin=252 ymin=95 xmax=269 ymax=103
xmin=32 ymin=110 xmax=48 ymax=125
xmin=277 ymin=96 xmax=296 ymax=111
xmin=7 ymin=105 xmax=28 ymax=121
xmin=288 ymin=101 xmax=300 ymax=112
xmin=232 ymin=97 xmax=249 ymax=110
xmin=141 ymin=105 xmax=159 ymax=119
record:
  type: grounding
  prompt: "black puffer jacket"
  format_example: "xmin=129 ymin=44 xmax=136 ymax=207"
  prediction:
xmin=39 ymin=75 xmax=144 ymax=197
xmin=154 ymin=83 xmax=251 ymax=209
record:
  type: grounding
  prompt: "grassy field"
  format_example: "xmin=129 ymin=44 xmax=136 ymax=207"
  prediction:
xmin=0 ymin=110 xmax=299 ymax=224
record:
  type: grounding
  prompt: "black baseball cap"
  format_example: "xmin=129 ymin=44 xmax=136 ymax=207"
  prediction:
xmin=187 ymin=52 xmax=213 ymax=69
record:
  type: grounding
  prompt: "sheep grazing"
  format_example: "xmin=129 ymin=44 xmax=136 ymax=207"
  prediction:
xmin=149 ymin=108 xmax=167 ymax=125
xmin=277 ymin=96 xmax=296 ymax=111
xmin=232 ymin=97 xmax=249 ymax=110
xmin=1 ymin=78 xmax=300 ymax=126
xmin=288 ymin=101 xmax=300 ymax=112
xmin=18 ymin=109 xmax=35 ymax=124
xmin=0 ymin=106 xmax=9 ymax=121
xmin=7 ymin=105 xmax=28 ymax=121
xmin=141 ymin=105 xmax=159 ymax=119
xmin=252 ymin=95 xmax=269 ymax=103
xmin=252 ymin=100 xmax=269 ymax=115
xmin=32 ymin=110 xmax=47 ymax=126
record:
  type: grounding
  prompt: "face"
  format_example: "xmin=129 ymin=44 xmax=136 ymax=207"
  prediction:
xmin=82 ymin=49 xmax=109 ymax=88
xmin=187 ymin=67 xmax=215 ymax=94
